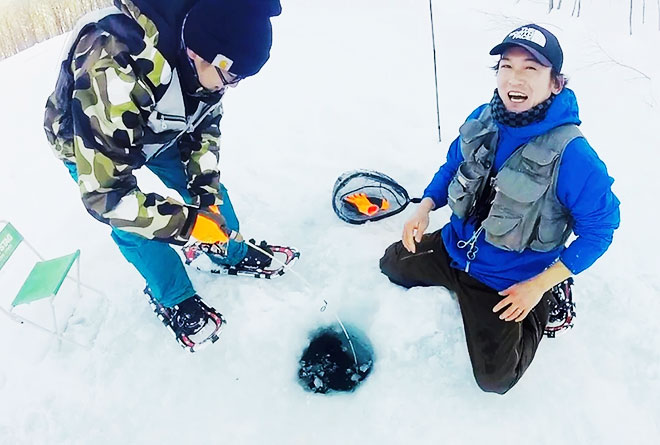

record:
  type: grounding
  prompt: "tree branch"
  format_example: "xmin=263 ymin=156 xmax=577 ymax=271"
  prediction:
xmin=591 ymin=42 xmax=651 ymax=80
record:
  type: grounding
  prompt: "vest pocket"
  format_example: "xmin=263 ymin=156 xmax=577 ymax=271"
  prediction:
xmin=529 ymin=215 xmax=569 ymax=252
xmin=520 ymin=142 xmax=559 ymax=178
xmin=495 ymin=169 xmax=549 ymax=203
xmin=482 ymin=214 xmax=524 ymax=252
xmin=148 ymin=111 xmax=188 ymax=133
xmin=481 ymin=187 xmax=543 ymax=252
xmin=447 ymin=162 xmax=485 ymax=219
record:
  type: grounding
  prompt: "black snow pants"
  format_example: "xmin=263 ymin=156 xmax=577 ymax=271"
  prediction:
xmin=379 ymin=230 xmax=553 ymax=394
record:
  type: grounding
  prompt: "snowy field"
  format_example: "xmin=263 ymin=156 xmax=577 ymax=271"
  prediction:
xmin=1 ymin=0 xmax=659 ymax=443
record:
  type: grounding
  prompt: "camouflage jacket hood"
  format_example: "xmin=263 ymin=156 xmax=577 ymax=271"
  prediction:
xmin=122 ymin=0 xmax=193 ymax=61
xmin=44 ymin=0 xmax=226 ymax=245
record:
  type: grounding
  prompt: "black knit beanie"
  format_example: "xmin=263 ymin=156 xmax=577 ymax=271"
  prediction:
xmin=183 ymin=0 xmax=282 ymax=77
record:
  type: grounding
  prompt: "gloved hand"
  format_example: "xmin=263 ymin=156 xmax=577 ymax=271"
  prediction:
xmin=190 ymin=205 xmax=242 ymax=244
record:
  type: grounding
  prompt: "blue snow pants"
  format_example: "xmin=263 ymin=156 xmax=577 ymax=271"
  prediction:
xmin=65 ymin=145 xmax=247 ymax=307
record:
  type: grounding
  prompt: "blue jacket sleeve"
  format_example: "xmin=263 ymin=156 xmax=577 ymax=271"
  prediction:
xmin=422 ymin=135 xmax=462 ymax=208
xmin=557 ymin=138 xmax=620 ymax=274
xmin=422 ymin=105 xmax=487 ymax=209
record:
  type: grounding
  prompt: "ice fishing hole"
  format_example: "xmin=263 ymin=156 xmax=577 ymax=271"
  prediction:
xmin=298 ymin=324 xmax=374 ymax=394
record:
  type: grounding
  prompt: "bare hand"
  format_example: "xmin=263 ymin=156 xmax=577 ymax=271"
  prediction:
xmin=493 ymin=278 xmax=547 ymax=322
xmin=402 ymin=210 xmax=430 ymax=253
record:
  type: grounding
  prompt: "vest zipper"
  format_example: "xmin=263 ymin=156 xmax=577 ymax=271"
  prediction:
xmin=151 ymin=102 xmax=220 ymax=159
xmin=156 ymin=112 xmax=186 ymax=122
xmin=156 ymin=112 xmax=187 ymax=130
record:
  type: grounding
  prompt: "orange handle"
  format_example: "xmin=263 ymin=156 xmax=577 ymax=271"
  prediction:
xmin=191 ymin=206 xmax=229 ymax=244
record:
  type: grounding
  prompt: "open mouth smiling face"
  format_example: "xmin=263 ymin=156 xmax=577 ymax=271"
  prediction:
xmin=496 ymin=46 xmax=561 ymax=113
xmin=507 ymin=91 xmax=528 ymax=103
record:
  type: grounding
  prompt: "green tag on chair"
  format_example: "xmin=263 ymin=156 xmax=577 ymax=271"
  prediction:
xmin=0 ymin=223 xmax=23 ymax=271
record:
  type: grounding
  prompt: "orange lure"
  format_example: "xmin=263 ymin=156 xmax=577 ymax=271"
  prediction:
xmin=344 ymin=193 xmax=390 ymax=216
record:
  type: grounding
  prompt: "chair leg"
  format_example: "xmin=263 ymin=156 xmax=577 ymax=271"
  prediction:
xmin=65 ymin=275 xmax=107 ymax=299
xmin=0 ymin=306 xmax=21 ymax=324
xmin=50 ymin=295 xmax=60 ymax=346
xmin=57 ymin=257 xmax=107 ymax=348
xmin=76 ymin=256 xmax=82 ymax=301
xmin=1 ymin=306 xmax=90 ymax=348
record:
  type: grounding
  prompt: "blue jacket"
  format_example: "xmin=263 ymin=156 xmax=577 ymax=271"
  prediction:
xmin=423 ymin=88 xmax=620 ymax=291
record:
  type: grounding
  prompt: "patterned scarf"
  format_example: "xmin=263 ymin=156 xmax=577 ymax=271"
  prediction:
xmin=490 ymin=89 xmax=555 ymax=127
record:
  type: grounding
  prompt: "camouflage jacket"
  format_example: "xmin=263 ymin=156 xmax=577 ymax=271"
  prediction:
xmin=44 ymin=0 xmax=221 ymax=245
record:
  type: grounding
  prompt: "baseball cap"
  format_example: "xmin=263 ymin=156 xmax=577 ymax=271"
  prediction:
xmin=489 ymin=24 xmax=563 ymax=72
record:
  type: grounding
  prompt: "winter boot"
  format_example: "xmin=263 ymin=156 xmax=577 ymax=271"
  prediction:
xmin=182 ymin=240 xmax=299 ymax=279
xmin=145 ymin=288 xmax=224 ymax=352
xmin=237 ymin=239 xmax=273 ymax=270
xmin=544 ymin=278 xmax=576 ymax=338
xmin=170 ymin=296 xmax=210 ymax=338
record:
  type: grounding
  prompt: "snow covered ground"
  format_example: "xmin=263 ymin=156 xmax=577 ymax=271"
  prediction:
xmin=1 ymin=0 xmax=659 ymax=443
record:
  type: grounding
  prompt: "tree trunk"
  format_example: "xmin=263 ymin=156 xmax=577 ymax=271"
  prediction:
xmin=0 ymin=0 xmax=113 ymax=60
xmin=630 ymin=0 xmax=634 ymax=35
xmin=643 ymin=0 xmax=646 ymax=24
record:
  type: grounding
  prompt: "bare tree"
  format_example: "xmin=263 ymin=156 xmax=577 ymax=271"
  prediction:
xmin=643 ymin=0 xmax=646 ymax=24
xmin=0 ymin=0 xmax=113 ymax=60
xmin=571 ymin=0 xmax=581 ymax=17
xmin=548 ymin=0 xmax=660 ymax=35
xmin=591 ymin=41 xmax=651 ymax=81
xmin=629 ymin=0 xmax=634 ymax=35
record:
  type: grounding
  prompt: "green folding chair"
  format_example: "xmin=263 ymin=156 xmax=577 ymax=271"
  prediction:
xmin=0 ymin=220 xmax=98 ymax=348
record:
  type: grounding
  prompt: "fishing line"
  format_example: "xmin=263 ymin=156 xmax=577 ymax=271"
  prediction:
xmin=244 ymin=239 xmax=360 ymax=367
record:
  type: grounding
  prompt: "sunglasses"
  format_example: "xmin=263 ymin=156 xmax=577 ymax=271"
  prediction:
xmin=180 ymin=13 xmax=242 ymax=93
xmin=214 ymin=67 xmax=243 ymax=87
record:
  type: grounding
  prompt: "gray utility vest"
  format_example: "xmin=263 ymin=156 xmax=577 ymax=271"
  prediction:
xmin=447 ymin=106 xmax=583 ymax=253
xmin=61 ymin=7 xmax=221 ymax=162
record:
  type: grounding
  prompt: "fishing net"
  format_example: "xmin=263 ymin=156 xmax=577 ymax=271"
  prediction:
xmin=332 ymin=169 xmax=414 ymax=224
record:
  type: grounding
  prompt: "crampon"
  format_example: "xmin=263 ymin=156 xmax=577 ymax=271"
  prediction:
xmin=145 ymin=287 xmax=225 ymax=352
xmin=182 ymin=241 xmax=299 ymax=279
xmin=544 ymin=278 xmax=576 ymax=338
